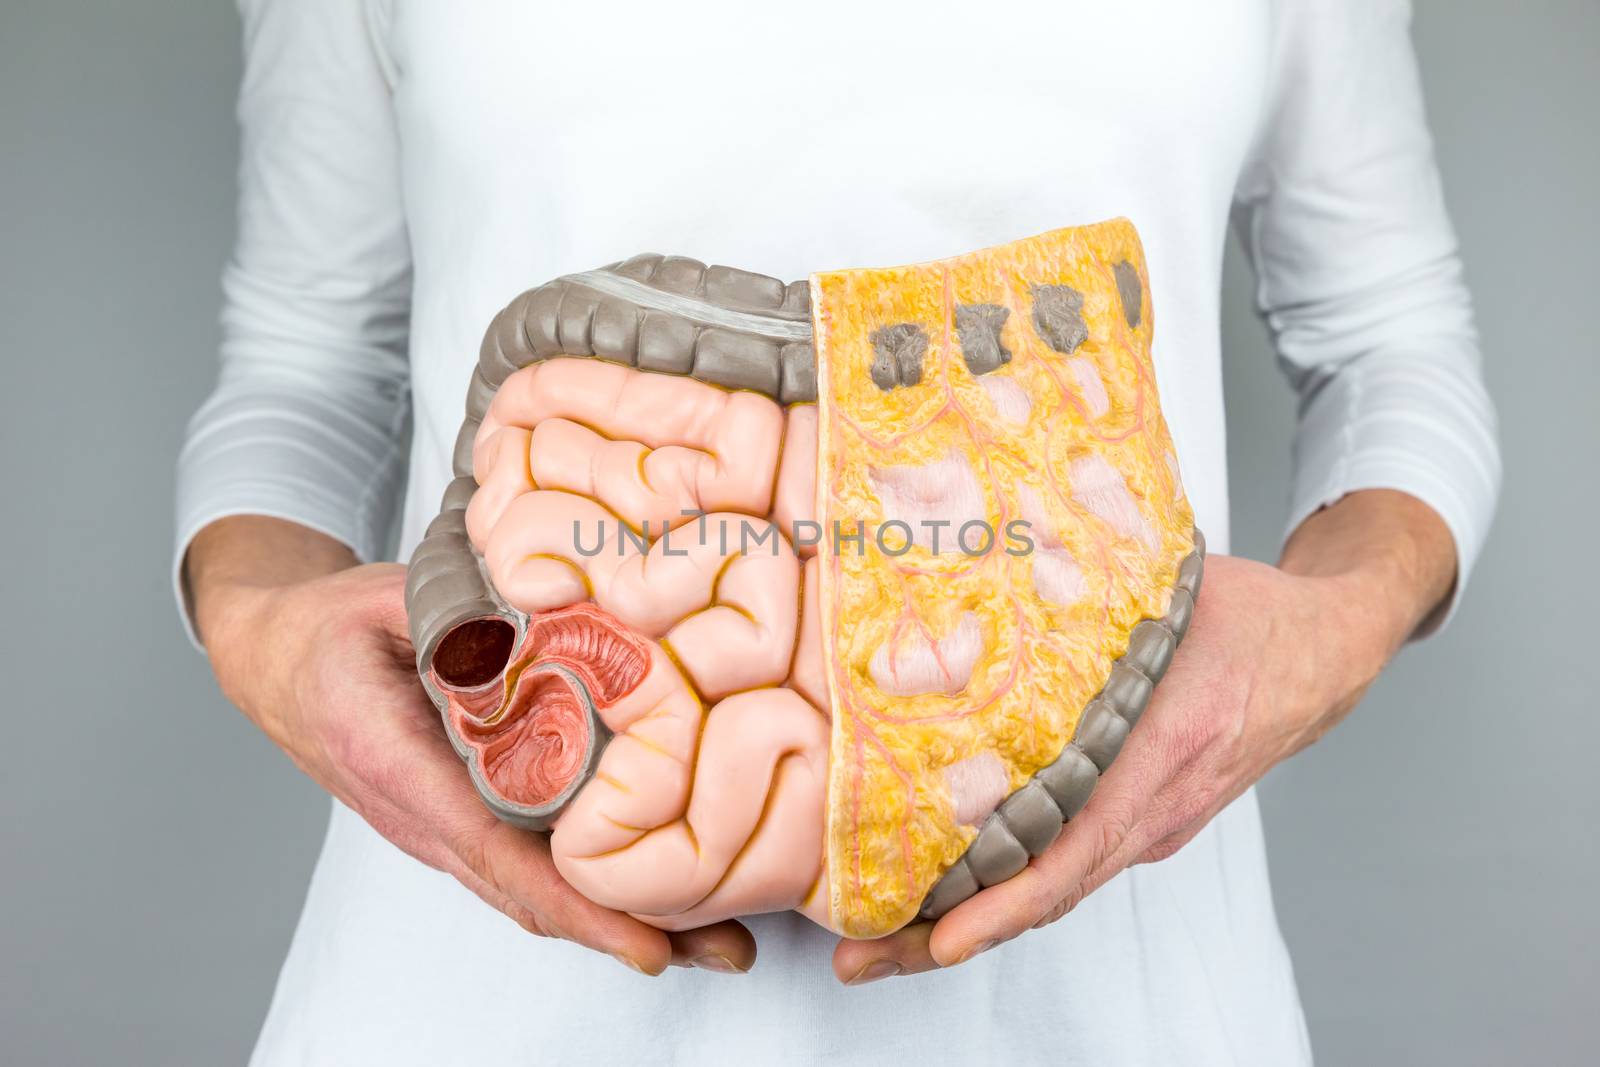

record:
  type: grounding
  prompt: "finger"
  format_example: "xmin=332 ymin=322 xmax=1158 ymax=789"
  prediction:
xmin=1005 ymin=664 xmax=1234 ymax=929
xmin=1130 ymin=781 xmax=1246 ymax=867
xmin=357 ymin=696 xmax=675 ymax=973
xmin=1133 ymin=826 xmax=1200 ymax=866
xmin=1036 ymin=750 xmax=1244 ymax=927
xmin=666 ymin=920 xmax=758 ymax=974
xmin=924 ymin=823 xmax=1107 ymax=968
xmin=468 ymin=819 xmax=676 ymax=974
xmin=831 ymin=922 xmax=936 ymax=985
xmin=1036 ymin=796 xmax=1177 ymax=926
xmin=926 ymin=733 xmax=1169 ymax=966
xmin=352 ymin=566 xmax=720 ymax=976
xmin=444 ymin=854 xmax=556 ymax=935
xmin=351 ymin=787 xmax=568 ymax=943
xmin=345 ymin=563 xmax=412 ymax=643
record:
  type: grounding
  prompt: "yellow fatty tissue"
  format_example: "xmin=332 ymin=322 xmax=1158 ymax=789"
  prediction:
xmin=812 ymin=219 xmax=1195 ymax=938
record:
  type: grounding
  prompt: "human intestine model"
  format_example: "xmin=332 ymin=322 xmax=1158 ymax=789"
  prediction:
xmin=405 ymin=220 xmax=1203 ymax=939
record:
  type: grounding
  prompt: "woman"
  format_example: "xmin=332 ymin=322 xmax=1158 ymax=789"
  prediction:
xmin=176 ymin=1 xmax=1499 ymax=1062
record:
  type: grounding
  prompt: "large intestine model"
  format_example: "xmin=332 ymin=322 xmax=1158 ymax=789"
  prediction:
xmin=406 ymin=220 xmax=1204 ymax=940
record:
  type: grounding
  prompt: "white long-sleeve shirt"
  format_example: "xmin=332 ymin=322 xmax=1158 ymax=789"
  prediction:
xmin=174 ymin=2 xmax=1500 ymax=1063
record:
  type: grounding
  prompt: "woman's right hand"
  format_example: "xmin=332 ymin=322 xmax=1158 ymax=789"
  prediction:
xmin=187 ymin=516 xmax=757 ymax=976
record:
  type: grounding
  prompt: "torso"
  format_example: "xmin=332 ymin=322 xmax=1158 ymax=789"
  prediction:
xmin=256 ymin=2 xmax=1308 ymax=1062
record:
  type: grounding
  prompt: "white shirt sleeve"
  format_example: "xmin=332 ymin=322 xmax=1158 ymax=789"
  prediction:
xmin=1233 ymin=0 xmax=1502 ymax=635
xmin=172 ymin=0 xmax=410 ymax=648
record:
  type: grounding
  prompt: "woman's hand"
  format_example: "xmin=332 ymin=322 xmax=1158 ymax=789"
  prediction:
xmin=188 ymin=516 xmax=756 ymax=976
xmin=833 ymin=489 xmax=1456 ymax=984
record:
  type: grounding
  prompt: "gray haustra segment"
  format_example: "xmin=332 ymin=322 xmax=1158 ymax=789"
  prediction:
xmin=1074 ymin=699 xmax=1132 ymax=772
xmin=1035 ymin=745 xmax=1099 ymax=820
xmin=1125 ymin=620 xmax=1177 ymax=683
xmin=1163 ymin=587 xmax=1195 ymax=638
xmin=408 ymin=254 xmax=820 ymax=829
xmin=452 ymin=418 xmax=481 ymax=478
xmin=920 ymin=536 xmax=1206 ymax=920
xmin=921 ymin=858 xmax=981 ymax=919
xmin=637 ymin=310 xmax=698 ymax=374
xmin=779 ymin=341 xmax=819 ymax=404
xmin=1101 ymin=663 xmax=1154 ymax=727
xmin=693 ymin=328 xmax=783 ymax=398
xmin=967 ymin=817 xmax=1031 ymax=887
xmin=997 ymin=781 xmax=1065 ymax=856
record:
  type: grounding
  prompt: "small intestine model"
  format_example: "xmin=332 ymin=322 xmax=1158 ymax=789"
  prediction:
xmin=406 ymin=220 xmax=1204 ymax=939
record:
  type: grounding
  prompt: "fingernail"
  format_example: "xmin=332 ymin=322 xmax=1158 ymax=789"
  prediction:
xmin=691 ymin=953 xmax=747 ymax=975
xmin=845 ymin=959 xmax=902 ymax=986
xmin=611 ymin=953 xmax=648 ymax=974
xmin=955 ymin=939 xmax=999 ymax=965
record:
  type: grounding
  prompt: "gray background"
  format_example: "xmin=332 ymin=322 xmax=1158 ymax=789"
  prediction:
xmin=1 ymin=2 xmax=1594 ymax=1063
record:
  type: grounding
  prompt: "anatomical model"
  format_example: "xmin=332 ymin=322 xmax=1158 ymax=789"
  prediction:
xmin=406 ymin=220 xmax=1203 ymax=939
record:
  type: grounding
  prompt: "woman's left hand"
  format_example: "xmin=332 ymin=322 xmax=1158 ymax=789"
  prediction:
xmin=833 ymin=491 xmax=1455 ymax=984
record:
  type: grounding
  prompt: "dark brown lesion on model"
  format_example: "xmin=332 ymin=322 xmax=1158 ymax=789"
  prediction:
xmin=1113 ymin=259 xmax=1142 ymax=329
xmin=1029 ymin=284 xmax=1089 ymax=354
xmin=954 ymin=303 xmax=1012 ymax=375
xmin=868 ymin=322 xmax=929 ymax=391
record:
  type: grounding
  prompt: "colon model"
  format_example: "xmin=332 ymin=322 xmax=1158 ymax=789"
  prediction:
xmin=424 ymin=223 xmax=1194 ymax=938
